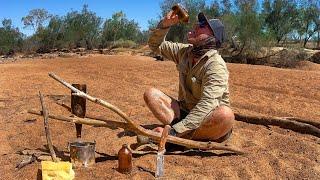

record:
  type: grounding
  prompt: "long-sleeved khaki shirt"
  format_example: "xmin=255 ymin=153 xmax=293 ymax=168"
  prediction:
xmin=148 ymin=26 xmax=230 ymax=134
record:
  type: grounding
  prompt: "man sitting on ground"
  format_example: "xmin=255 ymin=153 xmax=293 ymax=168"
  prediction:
xmin=145 ymin=11 xmax=234 ymax=142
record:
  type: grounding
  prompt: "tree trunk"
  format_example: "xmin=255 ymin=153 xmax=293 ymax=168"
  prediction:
xmin=303 ymin=37 xmax=308 ymax=48
xmin=317 ymin=31 xmax=320 ymax=49
xmin=86 ymin=39 xmax=92 ymax=50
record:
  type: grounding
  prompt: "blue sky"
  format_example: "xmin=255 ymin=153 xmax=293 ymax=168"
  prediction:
xmin=0 ymin=0 xmax=266 ymax=36
xmin=0 ymin=0 xmax=163 ymax=36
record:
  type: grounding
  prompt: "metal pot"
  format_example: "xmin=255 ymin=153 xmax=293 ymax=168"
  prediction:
xmin=69 ymin=141 xmax=96 ymax=167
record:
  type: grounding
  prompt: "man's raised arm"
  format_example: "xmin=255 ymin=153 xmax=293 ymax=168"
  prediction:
xmin=148 ymin=11 xmax=190 ymax=64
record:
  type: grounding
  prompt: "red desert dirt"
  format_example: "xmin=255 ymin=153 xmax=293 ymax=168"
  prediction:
xmin=0 ymin=54 xmax=319 ymax=179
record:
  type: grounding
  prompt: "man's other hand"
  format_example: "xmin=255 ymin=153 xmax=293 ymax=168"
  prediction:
xmin=153 ymin=126 xmax=180 ymax=137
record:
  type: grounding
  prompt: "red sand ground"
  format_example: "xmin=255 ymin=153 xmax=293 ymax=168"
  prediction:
xmin=0 ymin=55 xmax=319 ymax=179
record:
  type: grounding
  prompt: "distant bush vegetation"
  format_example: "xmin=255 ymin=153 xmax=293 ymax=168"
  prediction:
xmin=0 ymin=5 xmax=148 ymax=55
xmin=107 ymin=39 xmax=137 ymax=49
xmin=0 ymin=1 xmax=319 ymax=66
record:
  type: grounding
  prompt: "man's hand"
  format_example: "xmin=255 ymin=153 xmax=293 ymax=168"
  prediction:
xmin=161 ymin=10 xmax=180 ymax=28
xmin=153 ymin=126 xmax=189 ymax=137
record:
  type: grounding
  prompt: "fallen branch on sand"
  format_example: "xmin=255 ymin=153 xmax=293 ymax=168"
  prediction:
xmin=16 ymin=149 xmax=61 ymax=169
xmin=40 ymin=72 xmax=245 ymax=155
xmin=39 ymin=91 xmax=58 ymax=162
xmin=234 ymin=113 xmax=320 ymax=138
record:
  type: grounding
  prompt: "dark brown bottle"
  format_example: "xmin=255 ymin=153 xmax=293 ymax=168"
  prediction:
xmin=118 ymin=144 xmax=132 ymax=174
xmin=172 ymin=4 xmax=189 ymax=23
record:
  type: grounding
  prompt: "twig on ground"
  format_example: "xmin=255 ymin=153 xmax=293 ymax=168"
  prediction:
xmin=234 ymin=113 xmax=320 ymax=138
xmin=16 ymin=155 xmax=37 ymax=170
xmin=16 ymin=149 xmax=61 ymax=170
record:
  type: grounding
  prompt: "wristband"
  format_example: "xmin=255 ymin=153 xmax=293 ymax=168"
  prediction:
xmin=169 ymin=128 xmax=177 ymax=136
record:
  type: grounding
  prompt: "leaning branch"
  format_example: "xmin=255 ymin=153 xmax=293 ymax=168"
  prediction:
xmin=39 ymin=91 xmax=58 ymax=162
xmin=47 ymin=73 xmax=246 ymax=155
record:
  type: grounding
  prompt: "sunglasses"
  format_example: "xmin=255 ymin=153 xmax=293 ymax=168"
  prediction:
xmin=198 ymin=13 xmax=208 ymax=27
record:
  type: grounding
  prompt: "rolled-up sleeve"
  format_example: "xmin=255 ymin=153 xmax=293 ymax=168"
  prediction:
xmin=148 ymin=27 xmax=170 ymax=54
xmin=148 ymin=25 xmax=190 ymax=64
xmin=172 ymin=62 xmax=229 ymax=133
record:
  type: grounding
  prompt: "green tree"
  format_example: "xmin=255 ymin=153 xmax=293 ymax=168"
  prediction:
xmin=234 ymin=0 xmax=264 ymax=57
xmin=35 ymin=16 xmax=64 ymax=52
xmin=147 ymin=19 xmax=159 ymax=30
xmin=262 ymin=0 xmax=299 ymax=44
xmin=221 ymin=0 xmax=232 ymax=14
xmin=296 ymin=1 xmax=320 ymax=47
xmin=63 ymin=5 xmax=102 ymax=49
xmin=204 ymin=0 xmax=221 ymax=18
xmin=21 ymin=9 xmax=51 ymax=32
xmin=101 ymin=11 xmax=141 ymax=47
xmin=0 ymin=19 xmax=23 ymax=55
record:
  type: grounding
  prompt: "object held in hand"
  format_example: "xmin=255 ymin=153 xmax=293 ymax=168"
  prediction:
xmin=155 ymin=125 xmax=171 ymax=177
xmin=172 ymin=4 xmax=189 ymax=23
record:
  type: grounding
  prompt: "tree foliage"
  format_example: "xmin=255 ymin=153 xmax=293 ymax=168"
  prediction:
xmin=0 ymin=19 xmax=23 ymax=55
xmin=1 ymin=1 xmax=320 ymax=56
xmin=101 ymin=11 xmax=141 ymax=47
xmin=262 ymin=0 xmax=299 ymax=44
xmin=296 ymin=0 xmax=320 ymax=47
xmin=21 ymin=9 xmax=51 ymax=32
xmin=234 ymin=0 xmax=263 ymax=55
xmin=63 ymin=5 xmax=102 ymax=49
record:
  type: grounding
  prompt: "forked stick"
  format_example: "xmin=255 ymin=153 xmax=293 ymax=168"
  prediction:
xmin=39 ymin=91 xmax=58 ymax=162
xmin=48 ymin=73 xmax=245 ymax=155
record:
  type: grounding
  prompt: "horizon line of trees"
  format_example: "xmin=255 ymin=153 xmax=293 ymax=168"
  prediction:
xmin=1 ymin=0 xmax=320 ymax=58
xmin=0 ymin=4 xmax=149 ymax=55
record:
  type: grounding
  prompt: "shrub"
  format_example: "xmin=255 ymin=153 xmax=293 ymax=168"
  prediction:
xmin=107 ymin=39 xmax=137 ymax=49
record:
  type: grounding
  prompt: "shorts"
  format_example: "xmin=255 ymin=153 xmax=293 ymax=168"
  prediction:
xmin=170 ymin=108 xmax=189 ymax=126
xmin=169 ymin=106 xmax=232 ymax=143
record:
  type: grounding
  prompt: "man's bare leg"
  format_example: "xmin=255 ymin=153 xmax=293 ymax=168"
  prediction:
xmin=143 ymin=87 xmax=180 ymax=125
xmin=191 ymin=105 xmax=234 ymax=141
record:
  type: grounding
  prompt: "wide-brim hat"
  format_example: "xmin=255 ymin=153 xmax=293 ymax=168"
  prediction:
xmin=198 ymin=12 xmax=225 ymax=46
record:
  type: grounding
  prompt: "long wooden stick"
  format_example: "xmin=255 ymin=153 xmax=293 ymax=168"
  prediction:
xmin=28 ymin=110 xmax=134 ymax=131
xmin=48 ymin=73 xmax=245 ymax=155
xmin=234 ymin=113 xmax=320 ymax=138
xmin=39 ymin=91 xmax=58 ymax=162
xmin=29 ymin=109 xmax=244 ymax=154
xmin=54 ymin=98 xmax=320 ymax=138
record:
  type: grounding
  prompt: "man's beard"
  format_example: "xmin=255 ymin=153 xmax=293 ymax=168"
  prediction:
xmin=191 ymin=36 xmax=216 ymax=59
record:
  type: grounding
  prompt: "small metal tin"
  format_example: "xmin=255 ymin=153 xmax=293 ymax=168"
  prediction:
xmin=69 ymin=141 xmax=96 ymax=168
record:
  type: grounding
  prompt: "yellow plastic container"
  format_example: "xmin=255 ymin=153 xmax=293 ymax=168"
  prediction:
xmin=41 ymin=161 xmax=75 ymax=180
